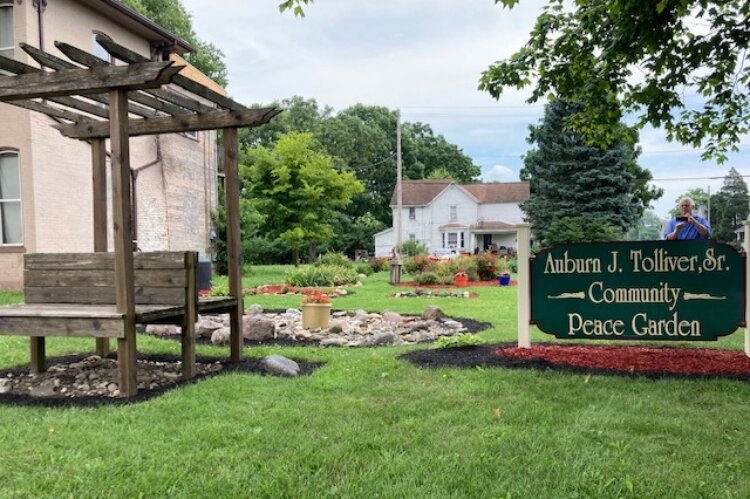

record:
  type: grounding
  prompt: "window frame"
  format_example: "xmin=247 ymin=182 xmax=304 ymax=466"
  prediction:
xmin=408 ymin=207 xmax=415 ymax=220
xmin=0 ymin=149 xmax=23 ymax=246
xmin=447 ymin=232 xmax=458 ymax=248
xmin=449 ymin=205 xmax=457 ymax=221
xmin=0 ymin=3 xmax=14 ymax=68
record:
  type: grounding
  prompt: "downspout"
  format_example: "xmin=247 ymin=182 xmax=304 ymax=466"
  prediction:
xmin=33 ymin=0 xmax=47 ymax=50
xmin=130 ymin=136 xmax=162 ymax=249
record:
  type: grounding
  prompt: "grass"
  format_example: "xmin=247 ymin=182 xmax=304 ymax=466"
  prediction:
xmin=0 ymin=269 xmax=749 ymax=497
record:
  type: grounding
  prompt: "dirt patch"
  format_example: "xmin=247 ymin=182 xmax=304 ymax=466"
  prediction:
xmin=400 ymin=342 xmax=750 ymax=381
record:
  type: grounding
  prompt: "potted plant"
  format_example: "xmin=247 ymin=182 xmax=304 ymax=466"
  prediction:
xmin=498 ymin=272 xmax=512 ymax=286
xmin=453 ymin=271 xmax=469 ymax=287
xmin=301 ymin=293 xmax=332 ymax=329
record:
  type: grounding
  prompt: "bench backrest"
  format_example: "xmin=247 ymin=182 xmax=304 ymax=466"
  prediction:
xmin=23 ymin=251 xmax=198 ymax=305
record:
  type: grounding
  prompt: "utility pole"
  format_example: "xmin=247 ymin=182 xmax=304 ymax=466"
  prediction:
xmin=396 ymin=108 xmax=403 ymax=259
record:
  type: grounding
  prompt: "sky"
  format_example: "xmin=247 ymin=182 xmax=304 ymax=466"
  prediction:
xmin=182 ymin=0 xmax=750 ymax=220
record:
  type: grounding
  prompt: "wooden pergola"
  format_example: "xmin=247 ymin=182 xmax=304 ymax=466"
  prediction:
xmin=0 ymin=36 xmax=280 ymax=396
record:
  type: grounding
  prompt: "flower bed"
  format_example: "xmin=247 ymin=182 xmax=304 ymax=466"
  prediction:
xmin=246 ymin=284 xmax=351 ymax=297
xmin=392 ymin=289 xmax=478 ymax=299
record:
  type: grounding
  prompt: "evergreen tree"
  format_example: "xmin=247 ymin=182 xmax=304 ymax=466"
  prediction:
xmin=710 ymin=168 xmax=749 ymax=244
xmin=520 ymin=100 xmax=661 ymax=243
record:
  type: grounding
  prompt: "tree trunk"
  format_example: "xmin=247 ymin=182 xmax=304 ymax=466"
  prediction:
xmin=308 ymin=243 xmax=317 ymax=263
xmin=292 ymin=248 xmax=299 ymax=267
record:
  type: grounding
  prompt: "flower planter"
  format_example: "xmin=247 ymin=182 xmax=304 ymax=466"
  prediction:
xmin=302 ymin=302 xmax=332 ymax=329
xmin=454 ymin=274 xmax=469 ymax=287
xmin=498 ymin=274 xmax=511 ymax=286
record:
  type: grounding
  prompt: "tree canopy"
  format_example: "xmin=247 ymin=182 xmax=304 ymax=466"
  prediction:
xmin=520 ymin=100 xmax=662 ymax=243
xmin=478 ymin=0 xmax=750 ymax=162
xmin=709 ymin=167 xmax=749 ymax=244
xmin=242 ymin=132 xmax=364 ymax=264
xmin=122 ymin=0 xmax=228 ymax=86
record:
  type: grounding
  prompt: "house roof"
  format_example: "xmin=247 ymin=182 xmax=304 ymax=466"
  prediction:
xmin=78 ymin=0 xmax=194 ymax=54
xmin=390 ymin=180 xmax=529 ymax=206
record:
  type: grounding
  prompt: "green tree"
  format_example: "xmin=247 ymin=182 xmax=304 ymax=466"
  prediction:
xmin=668 ymin=188 xmax=710 ymax=218
xmin=243 ymin=132 xmax=364 ymax=265
xmin=122 ymin=0 xmax=228 ymax=86
xmin=710 ymin=168 xmax=749 ymax=244
xmin=545 ymin=217 xmax=623 ymax=246
xmin=478 ymin=0 xmax=750 ymax=162
xmin=626 ymin=210 xmax=663 ymax=241
xmin=521 ymin=100 xmax=662 ymax=243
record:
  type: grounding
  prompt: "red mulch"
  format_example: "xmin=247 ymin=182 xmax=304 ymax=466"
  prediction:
xmin=247 ymin=284 xmax=345 ymax=296
xmin=400 ymin=343 xmax=750 ymax=381
xmin=393 ymin=280 xmax=517 ymax=288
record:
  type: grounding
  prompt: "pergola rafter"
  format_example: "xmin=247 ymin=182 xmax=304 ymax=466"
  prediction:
xmin=0 ymin=38 xmax=281 ymax=397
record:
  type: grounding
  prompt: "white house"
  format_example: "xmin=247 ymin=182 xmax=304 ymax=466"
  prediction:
xmin=374 ymin=179 xmax=530 ymax=257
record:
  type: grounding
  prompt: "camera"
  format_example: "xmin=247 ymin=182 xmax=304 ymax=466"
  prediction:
xmin=676 ymin=216 xmax=688 ymax=222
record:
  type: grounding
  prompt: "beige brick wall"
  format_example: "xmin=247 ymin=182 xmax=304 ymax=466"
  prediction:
xmin=0 ymin=0 xmax=220 ymax=289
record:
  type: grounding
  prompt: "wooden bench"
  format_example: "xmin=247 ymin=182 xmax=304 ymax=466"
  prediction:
xmin=0 ymin=251 xmax=241 ymax=385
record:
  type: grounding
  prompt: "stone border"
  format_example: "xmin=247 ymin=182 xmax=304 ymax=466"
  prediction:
xmin=0 ymin=353 xmax=322 ymax=408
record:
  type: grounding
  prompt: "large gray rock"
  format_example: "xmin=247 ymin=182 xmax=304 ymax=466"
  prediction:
xmin=196 ymin=318 xmax=223 ymax=338
xmin=422 ymin=306 xmax=444 ymax=321
xmin=211 ymin=327 xmax=231 ymax=345
xmin=369 ymin=332 xmax=396 ymax=346
xmin=242 ymin=316 xmax=275 ymax=341
xmin=260 ymin=355 xmax=300 ymax=377
xmin=145 ymin=324 xmax=180 ymax=336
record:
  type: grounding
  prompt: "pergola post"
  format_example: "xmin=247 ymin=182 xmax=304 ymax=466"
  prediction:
xmin=92 ymin=138 xmax=110 ymax=358
xmin=223 ymin=127 xmax=244 ymax=362
xmin=110 ymin=89 xmax=138 ymax=396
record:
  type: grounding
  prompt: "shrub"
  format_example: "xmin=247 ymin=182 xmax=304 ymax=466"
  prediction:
xmin=398 ymin=240 xmax=428 ymax=257
xmin=404 ymin=256 xmax=436 ymax=275
xmin=316 ymin=252 xmax=352 ymax=268
xmin=368 ymin=257 xmax=390 ymax=273
xmin=440 ymin=274 xmax=455 ymax=285
xmin=544 ymin=216 xmax=624 ymax=246
xmin=355 ymin=262 xmax=373 ymax=276
xmin=285 ymin=264 xmax=358 ymax=287
xmin=209 ymin=275 xmax=230 ymax=297
xmin=435 ymin=333 xmax=485 ymax=348
xmin=507 ymin=257 xmax=518 ymax=274
xmin=413 ymin=271 xmax=440 ymax=285
xmin=473 ymin=252 xmax=498 ymax=281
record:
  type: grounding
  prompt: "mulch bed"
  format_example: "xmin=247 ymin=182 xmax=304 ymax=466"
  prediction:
xmin=0 ymin=352 xmax=322 ymax=408
xmin=400 ymin=342 xmax=750 ymax=381
xmin=246 ymin=284 xmax=352 ymax=297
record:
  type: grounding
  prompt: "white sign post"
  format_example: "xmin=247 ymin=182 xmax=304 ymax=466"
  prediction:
xmin=517 ymin=223 xmax=531 ymax=348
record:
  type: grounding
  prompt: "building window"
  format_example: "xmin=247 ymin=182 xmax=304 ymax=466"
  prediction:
xmin=182 ymin=130 xmax=199 ymax=141
xmin=460 ymin=231 xmax=465 ymax=248
xmin=92 ymin=32 xmax=112 ymax=63
xmin=0 ymin=3 xmax=13 ymax=73
xmin=409 ymin=233 xmax=415 ymax=241
xmin=0 ymin=151 xmax=22 ymax=245
xmin=409 ymin=207 xmax=415 ymax=220
xmin=442 ymin=233 xmax=445 ymax=248
xmin=447 ymin=232 xmax=458 ymax=248
xmin=449 ymin=205 xmax=457 ymax=221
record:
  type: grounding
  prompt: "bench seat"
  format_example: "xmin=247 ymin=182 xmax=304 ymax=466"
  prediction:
xmin=0 ymin=296 xmax=239 ymax=338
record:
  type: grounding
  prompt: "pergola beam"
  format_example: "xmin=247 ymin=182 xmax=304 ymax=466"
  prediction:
xmin=56 ymin=107 xmax=282 ymax=139
xmin=96 ymin=36 xmax=245 ymax=112
xmin=0 ymin=61 xmax=182 ymax=101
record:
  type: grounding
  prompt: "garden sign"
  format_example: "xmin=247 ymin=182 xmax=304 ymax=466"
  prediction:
xmin=531 ymin=241 xmax=745 ymax=341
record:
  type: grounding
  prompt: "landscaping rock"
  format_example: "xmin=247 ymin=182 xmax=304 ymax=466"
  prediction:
xmin=243 ymin=316 xmax=275 ymax=341
xmin=382 ymin=311 xmax=403 ymax=323
xmin=260 ymin=355 xmax=299 ymax=377
xmin=196 ymin=318 xmax=223 ymax=338
xmin=422 ymin=306 xmax=444 ymax=321
xmin=211 ymin=327 xmax=231 ymax=345
xmin=245 ymin=304 xmax=264 ymax=315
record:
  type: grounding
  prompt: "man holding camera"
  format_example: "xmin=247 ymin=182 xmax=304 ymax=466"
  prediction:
xmin=663 ymin=197 xmax=711 ymax=240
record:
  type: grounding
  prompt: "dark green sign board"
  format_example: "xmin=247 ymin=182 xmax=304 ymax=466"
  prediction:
xmin=531 ymin=241 xmax=745 ymax=341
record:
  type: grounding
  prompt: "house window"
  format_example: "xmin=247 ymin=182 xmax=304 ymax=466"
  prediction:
xmin=409 ymin=207 xmax=415 ymax=220
xmin=182 ymin=130 xmax=199 ymax=141
xmin=447 ymin=232 xmax=458 ymax=248
xmin=460 ymin=231 xmax=465 ymax=248
xmin=92 ymin=32 xmax=112 ymax=63
xmin=0 ymin=151 xmax=22 ymax=245
xmin=0 ymin=3 xmax=13 ymax=74
xmin=449 ymin=205 xmax=457 ymax=221
xmin=409 ymin=233 xmax=415 ymax=241
xmin=442 ymin=233 xmax=445 ymax=248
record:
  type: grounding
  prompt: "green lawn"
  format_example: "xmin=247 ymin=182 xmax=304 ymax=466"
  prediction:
xmin=0 ymin=268 xmax=748 ymax=498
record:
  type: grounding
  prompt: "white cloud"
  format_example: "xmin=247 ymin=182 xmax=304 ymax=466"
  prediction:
xmin=483 ymin=164 xmax=516 ymax=181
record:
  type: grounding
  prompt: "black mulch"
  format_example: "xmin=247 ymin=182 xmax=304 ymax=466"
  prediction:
xmin=399 ymin=342 xmax=750 ymax=382
xmin=0 ymin=352 xmax=322 ymax=409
